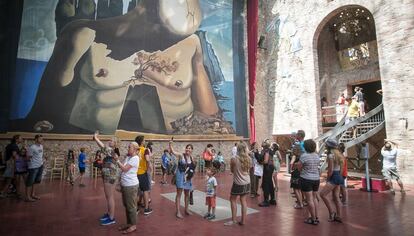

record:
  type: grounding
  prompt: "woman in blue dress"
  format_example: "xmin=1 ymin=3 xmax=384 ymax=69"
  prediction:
xmin=169 ymin=141 xmax=196 ymax=219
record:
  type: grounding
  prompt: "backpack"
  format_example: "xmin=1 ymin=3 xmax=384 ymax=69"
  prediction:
xmin=254 ymin=151 xmax=264 ymax=164
xmin=212 ymin=160 xmax=221 ymax=170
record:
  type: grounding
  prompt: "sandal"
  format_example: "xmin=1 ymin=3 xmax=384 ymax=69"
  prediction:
xmin=176 ymin=213 xmax=184 ymax=219
xmin=293 ymin=204 xmax=303 ymax=209
xmin=328 ymin=212 xmax=336 ymax=222
xmin=304 ymin=218 xmax=318 ymax=225
xmin=31 ymin=195 xmax=40 ymax=200
xmin=334 ymin=216 xmax=343 ymax=223
xmin=24 ymin=198 xmax=36 ymax=202
xmin=401 ymin=189 xmax=406 ymax=194
xmin=122 ymin=226 xmax=137 ymax=234
xmin=118 ymin=225 xmax=130 ymax=231
xmin=224 ymin=221 xmax=237 ymax=226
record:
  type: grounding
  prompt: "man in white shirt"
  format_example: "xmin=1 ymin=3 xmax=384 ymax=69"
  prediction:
xmin=232 ymin=143 xmax=238 ymax=158
xmin=25 ymin=134 xmax=46 ymax=202
xmin=381 ymin=140 xmax=405 ymax=194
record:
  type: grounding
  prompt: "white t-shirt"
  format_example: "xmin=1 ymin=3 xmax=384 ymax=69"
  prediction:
xmin=232 ymin=146 xmax=238 ymax=158
xmin=253 ymin=158 xmax=263 ymax=177
xmin=206 ymin=176 xmax=218 ymax=197
xmin=28 ymin=144 xmax=44 ymax=169
xmin=381 ymin=149 xmax=398 ymax=169
xmin=120 ymin=155 xmax=139 ymax=187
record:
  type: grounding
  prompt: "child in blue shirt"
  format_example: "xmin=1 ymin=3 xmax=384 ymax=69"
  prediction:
xmin=161 ymin=149 xmax=170 ymax=184
xmin=78 ymin=147 xmax=87 ymax=187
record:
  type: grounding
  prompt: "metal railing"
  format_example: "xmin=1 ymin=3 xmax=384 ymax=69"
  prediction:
xmin=317 ymin=103 xmax=385 ymax=171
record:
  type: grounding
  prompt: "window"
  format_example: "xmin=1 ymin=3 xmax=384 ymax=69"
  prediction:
xmin=338 ymin=41 xmax=377 ymax=70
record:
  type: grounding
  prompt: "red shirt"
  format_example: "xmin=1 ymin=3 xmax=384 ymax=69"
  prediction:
xmin=342 ymin=158 xmax=348 ymax=177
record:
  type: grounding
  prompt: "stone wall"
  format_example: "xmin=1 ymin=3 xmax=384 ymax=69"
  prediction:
xmin=0 ymin=139 xmax=238 ymax=178
xmin=256 ymin=0 xmax=414 ymax=183
xmin=254 ymin=0 xmax=279 ymax=143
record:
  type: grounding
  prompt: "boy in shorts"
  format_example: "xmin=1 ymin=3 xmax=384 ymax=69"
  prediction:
xmin=204 ymin=168 xmax=218 ymax=220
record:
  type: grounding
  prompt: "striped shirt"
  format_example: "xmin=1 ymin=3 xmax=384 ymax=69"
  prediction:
xmin=299 ymin=153 xmax=320 ymax=180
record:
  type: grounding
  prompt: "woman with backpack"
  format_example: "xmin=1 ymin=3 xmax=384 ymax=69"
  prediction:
xmin=169 ymin=141 xmax=196 ymax=219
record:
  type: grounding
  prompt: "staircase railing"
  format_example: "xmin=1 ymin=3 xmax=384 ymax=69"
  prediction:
xmin=317 ymin=103 xmax=384 ymax=171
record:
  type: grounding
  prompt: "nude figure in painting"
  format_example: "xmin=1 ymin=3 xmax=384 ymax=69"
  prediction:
xmin=14 ymin=0 xmax=219 ymax=134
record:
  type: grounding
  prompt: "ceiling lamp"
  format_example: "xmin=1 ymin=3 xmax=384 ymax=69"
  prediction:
xmin=332 ymin=8 xmax=370 ymax=35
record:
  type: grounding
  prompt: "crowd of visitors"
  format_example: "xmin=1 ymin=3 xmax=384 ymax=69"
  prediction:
xmin=0 ymin=130 xmax=405 ymax=232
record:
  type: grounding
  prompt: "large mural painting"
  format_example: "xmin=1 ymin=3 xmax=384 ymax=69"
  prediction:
xmin=9 ymin=0 xmax=246 ymax=135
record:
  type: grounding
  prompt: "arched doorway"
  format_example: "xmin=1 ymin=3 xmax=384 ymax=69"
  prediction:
xmin=313 ymin=6 xmax=386 ymax=175
xmin=313 ymin=6 xmax=382 ymax=133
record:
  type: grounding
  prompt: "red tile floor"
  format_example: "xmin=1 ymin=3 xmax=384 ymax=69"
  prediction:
xmin=0 ymin=171 xmax=413 ymax=236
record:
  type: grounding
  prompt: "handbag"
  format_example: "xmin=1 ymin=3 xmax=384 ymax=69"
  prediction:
xmin=189 ymin=190 xmax=194 ymax=205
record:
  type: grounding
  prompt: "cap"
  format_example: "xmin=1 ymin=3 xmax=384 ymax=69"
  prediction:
xmin=325 ymin=139 xmax=338 ymax=148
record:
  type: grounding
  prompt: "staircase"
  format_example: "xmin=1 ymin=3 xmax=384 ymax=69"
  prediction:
xmin=316 ymin=104 xmax=385 ymax=171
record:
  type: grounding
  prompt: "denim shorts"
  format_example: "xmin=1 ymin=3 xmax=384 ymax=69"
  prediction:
xmin=26 ymin=165 xmax=44 ymax=187
xmin=328 ymin=171 xmax=344 ymax=186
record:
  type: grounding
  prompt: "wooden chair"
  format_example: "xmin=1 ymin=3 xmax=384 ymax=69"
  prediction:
xmin=91 ymin=166 xmax=102 ymax=179
xmin=50 ymin=158 xmax=65 ymax=180
xmin=197 ymin=155 xmax=205 ymax=173
xmin=154 ymin=158 xmax=162 ymax=176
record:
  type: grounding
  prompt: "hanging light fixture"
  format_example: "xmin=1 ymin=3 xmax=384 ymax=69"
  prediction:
xmin=332 ymin=8 xmax=370 ymax=35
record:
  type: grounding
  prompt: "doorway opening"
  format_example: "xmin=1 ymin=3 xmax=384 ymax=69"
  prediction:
xmin=314 ymin=6 xmax=382 ymax=133
xmin=350 ymin=80 xmax=382 ymax=113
